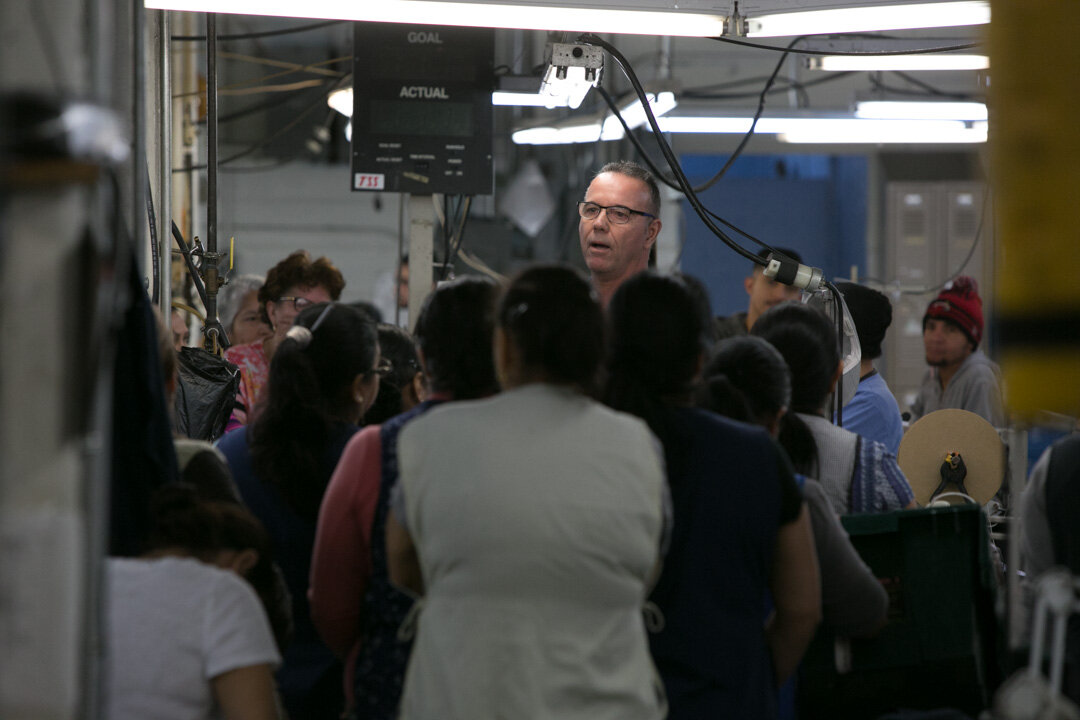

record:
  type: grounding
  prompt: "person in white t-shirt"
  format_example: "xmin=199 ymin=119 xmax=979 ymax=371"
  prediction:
xmin=104 ymin=486 xmax=281 ymax=720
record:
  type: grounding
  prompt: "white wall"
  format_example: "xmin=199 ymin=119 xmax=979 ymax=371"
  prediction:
xmin=217 ymin=163 xmax=404 ymax=304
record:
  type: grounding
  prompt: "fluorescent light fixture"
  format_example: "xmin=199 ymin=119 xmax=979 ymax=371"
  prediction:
xmin=856 ymin=101 xmax=988 ymax=121
xmin=512 ymin=123 xmax=603 ymax=145
xmin=746 ymin=1 xmax=989 ymax=37
xmin=809 ymin=54 xmax=989 ymax=72
xmin=144 ymin=0 xmax=727 ymax=37
xmin=653 ymin=115 xmax=986 ymax=143
xmin=327 ymin=87 xmax=352 ymax=118
xmin=493 ymin=91 xmax=571 ymax=108
xmin=779 ymin=120 xmax=987 ymax=144
xmin=601 ymin=92 xmax=678 ymax=140
xmin=512 ymin=91 xmax=677 ymax=145
xmin=329 ymin=86 xmax=578 ymax=118
xmin=539 ymin=65 xmax=597 ymax=110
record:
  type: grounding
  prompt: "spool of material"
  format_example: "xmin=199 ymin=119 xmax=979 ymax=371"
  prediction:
xmin=898 ymin=409 xmax=1005 ymax=506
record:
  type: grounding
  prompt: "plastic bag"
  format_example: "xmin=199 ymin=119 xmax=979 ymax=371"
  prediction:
xmin=173 ymin=346 xmax=240 ymax=441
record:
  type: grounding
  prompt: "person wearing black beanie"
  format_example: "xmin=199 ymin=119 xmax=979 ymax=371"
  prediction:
xmin=833 ymin=283 xmax=904 ymax=454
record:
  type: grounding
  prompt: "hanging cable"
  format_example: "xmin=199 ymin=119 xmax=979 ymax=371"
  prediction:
xmin=144 ymin=164 xmax=160 ymax=305
xmin=446 ymin=197 xmax=473 ymax=274
xmin=595 ymin=83 xmax=772 ymax=254
xmin=682 ymin=71 xmax=853 ymax=100
xmin=171 ymin=221 xmax=208 ymax=306
xmin=579 ymin=34 xmax=763 ymax=266
xmin=694 ymin=35 xmax=806 ymax=193
xmin=711 ymin=36 xmax=980 ymax=56
xmin=580 ymin=34 xmax=826 ymax=290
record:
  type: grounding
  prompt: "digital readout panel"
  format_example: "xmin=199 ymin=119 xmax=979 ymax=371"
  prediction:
xmin=350 ymin=24 xmax=494 ymax=195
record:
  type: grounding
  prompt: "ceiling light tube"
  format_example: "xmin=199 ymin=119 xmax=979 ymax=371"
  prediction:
xmin=779 ymin=120 xmax=987 ymax=144
xmin=330 ymin=86 xmax=578 ymax=118
xmin=601 ymin=92 xmax=678 ymax=140
xmin=856 ymin=101 xmax=988 ymax=121
xmin=144 ymin=0 xmax=727 ymax=37
xmin=746 ymin=1 xmax=989 ymax=37
xmin=653 ymin=115 xmax=987 ymax=143
xmin=809 ymin=54 xmax=989 ymax=72
xmin=493 ymin=91 xmax=571 ymax=108
xmin=512 ymin=123 xmax=602 ymax=145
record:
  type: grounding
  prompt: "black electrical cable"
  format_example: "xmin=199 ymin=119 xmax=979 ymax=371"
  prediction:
xmin=682 ymin=71 xmax=854 ymax=100
xmin=441 ymin=194 xmax=452 ymax=280
xmin=868 ymin=75 xmax=978 ymax=99
xmin=890 ymin=70 xmax=979 ymax=100
xmin=171 ymin=221 xmax=208 ymax=307
xmin=694 ymin=35 xmax=806 ymax=193
xmin=825 ymin=280 xmax=845 ymax=427
xmin=595 ymin=87 xmax=676 ymax=187
xmin=579 ymin=33 xmax=766 ymax=267
xmin=712 ymin=36 xmax=980 ymax=56
xmin=144 ymin=164 xmax=160 ymax=305
xmin=171 ymin=20 xmax=344 ymax=42
xmin=595 ymin=85 xmax=773 ymax=255
xmin=446 ymin=196 xmax=473 ymax=274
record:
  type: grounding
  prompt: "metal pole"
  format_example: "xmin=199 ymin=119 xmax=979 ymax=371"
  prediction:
xmin=147 ymin=10 xmax=171 ymax=316
xmin=407 ymin=194 xmax=435 ymax=334
xmin=204 ymin=13 xmax=222 ymax=352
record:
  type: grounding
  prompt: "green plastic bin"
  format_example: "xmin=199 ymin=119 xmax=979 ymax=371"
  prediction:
xmin=798 ymin=505 xmax=1002 ymax=718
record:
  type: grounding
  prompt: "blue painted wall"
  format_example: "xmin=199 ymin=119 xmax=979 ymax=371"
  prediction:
xmin=678 ymin=154 xmax=869 ymax=317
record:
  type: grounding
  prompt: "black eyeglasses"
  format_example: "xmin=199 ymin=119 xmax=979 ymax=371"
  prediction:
xmin=578 ymin=201 xmax=656 ymax=225
xmin=276 ymin=296 xmax=317 ymax=312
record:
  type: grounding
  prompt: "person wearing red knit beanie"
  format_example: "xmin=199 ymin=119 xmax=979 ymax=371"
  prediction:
xmin=909 ymin=276 xmax=1005 ymax=427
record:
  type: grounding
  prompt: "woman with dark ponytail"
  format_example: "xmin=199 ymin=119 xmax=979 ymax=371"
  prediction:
xmin=751 ymin=302 xmax=915 ymax=515
xmin=702 ymin=336 xmax=888 ymax=640
xmin=218 ymin=302 xmax=380 ymax=720
xmin=604 ymin=272 xmax=821 ymax=720
xmin=386 ymin=265 xmax=667 ymax=720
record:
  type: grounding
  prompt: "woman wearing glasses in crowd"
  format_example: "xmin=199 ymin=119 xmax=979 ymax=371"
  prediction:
xmin=223 ymin=251 xmax=346 ymax=430
xmin=217 ymin=302 xmax=382 ymax=720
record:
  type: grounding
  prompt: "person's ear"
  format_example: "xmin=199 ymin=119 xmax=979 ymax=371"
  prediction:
xmin=230 ymin=548 xmax=259 ymax=576
xmin=744 ymin=274 xmax=755 ymax=297
xmin=494 ymin=327 xmax=517 ymax=388
xmin=265 ymin=300 xmax=278 ymax=330
xmin=828 ymin=360 xmax=843 ymax=394
xmin=644 ymin=218 xmax=662 ymax=249
xmin=409 ymin=371 xmax=426 ymax=404
xmin=416 ymin=347 xmax=429 ymax=380
xmin=350 ymin=374 xmax=368 ymax=407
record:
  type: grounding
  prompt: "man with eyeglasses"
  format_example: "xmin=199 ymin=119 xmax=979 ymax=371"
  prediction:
xmin=578 ymin=160 xmax=662 ymax=308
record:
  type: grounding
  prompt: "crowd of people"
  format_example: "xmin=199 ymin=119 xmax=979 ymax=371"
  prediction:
xmin=105 ymin=160 xmax=1079 ymax=720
